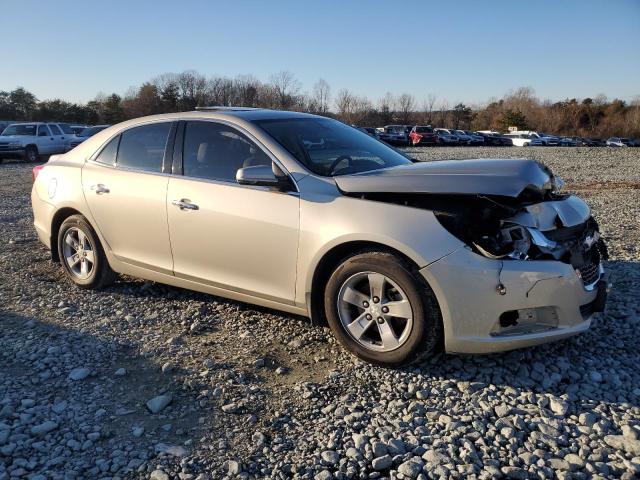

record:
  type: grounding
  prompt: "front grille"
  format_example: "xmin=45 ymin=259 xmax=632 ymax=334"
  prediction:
xmin=578 ymin=261 xmax=600 ymax=286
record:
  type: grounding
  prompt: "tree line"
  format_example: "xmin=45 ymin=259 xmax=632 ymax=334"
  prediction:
xmin=1 ymin=71 xmax=638 ymax=138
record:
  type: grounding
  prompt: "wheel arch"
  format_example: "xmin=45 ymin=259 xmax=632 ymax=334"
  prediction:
xmin=307 ymin=240 xmax=426 ymax=326
xmin=50 ymin=207 xmax=84 ymax=262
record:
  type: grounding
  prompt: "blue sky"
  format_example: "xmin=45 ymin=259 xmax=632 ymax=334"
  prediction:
xmin=3 ymin=0 xmax=639 ymax=106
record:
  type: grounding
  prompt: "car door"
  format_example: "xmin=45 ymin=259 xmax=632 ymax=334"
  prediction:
xmin=47 ymin=124 xmax=67 ymax=153
xmin=166 ymin=120 xmax=299 ymax=304
xmin=36 ymin=124 xmax=56 ymax=154
xmin=81 ymin=122 xmax=175 ymax=273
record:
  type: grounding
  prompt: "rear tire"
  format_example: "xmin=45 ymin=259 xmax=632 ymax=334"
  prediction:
xmin=24 ymin=145 xmax=39 ymax=163
xmin=57 ymin=214 xmax=116 ymax=289
xmin=324 ymin=251 xmax=442 ymax=366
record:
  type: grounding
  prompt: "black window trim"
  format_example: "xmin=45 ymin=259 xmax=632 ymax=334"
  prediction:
xmin=88 ymin=120 xmax=176 ymax=175
xmin=172 ymin=118 xmax=298 ymax=193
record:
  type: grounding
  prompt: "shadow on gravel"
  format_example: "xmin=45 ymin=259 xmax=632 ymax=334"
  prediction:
xmin=0 ymin=310 xmax=216 ymax=477
xmin=93 ymin=259 xmax=639 ymax=411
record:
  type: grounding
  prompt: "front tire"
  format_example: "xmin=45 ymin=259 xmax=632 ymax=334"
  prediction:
xmin=324 ymin=251 xmax=442 ymax=366
xmin=57 ymin=214 xmax=116 ymax=289
xmin=24 ymin=145 xmax=39 ymax=163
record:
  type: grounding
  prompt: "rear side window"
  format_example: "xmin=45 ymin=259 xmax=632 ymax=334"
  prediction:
xmin=37 ymin=125 xmax=51 ymax=137
xmin=49 ymin=124 xmax=63 ymax=135
xmin=95 ymin=135 xmax=120 ymax=165
xmin=116 ymin=123 xmax=171 ymax=172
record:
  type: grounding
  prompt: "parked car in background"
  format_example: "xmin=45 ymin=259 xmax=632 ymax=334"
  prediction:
xmin=31 ymin=108 xmax=608 ymax=366
xmin=0 ymin=121 xmax=15 ymax=134
xmin=512 ymin=131 xmax=559 ymax=146
xmin=409 ymin=125 xmax=438 ymax=146
xmin=606 ymin=137 xmax=631 ymax=147
xmin=70 ymin=125 xmax=88 ymax=135
xmin=582 ymin=137 xmax=606 ymax=147
xmin=502 ymin=133 xmax=534 ymax=147
xmin=450 ymin=130 xmax=472 ymax=145
xmin=558 ymin=137 xmax=578 ymax=147
xmin=0 ymin=122 xmax=69 ymax=161
xmin=379 ymin=125 xmax=410 ymax=146
xmin=433 ymin=128 xmax=460 ymax=145
xmin=68 ymin=125 xmax=111 ymax=149
xmin=462 ymin=131 xmax=485 ymax=145
xmin=477 ymin=131 xmax=512 ymax=146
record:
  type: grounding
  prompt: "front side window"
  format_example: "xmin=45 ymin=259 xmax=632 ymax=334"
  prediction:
xmin=182 ymin=121 xmax=271 ymax=182
xmin=255 ymin=117 xmax=412 ymax=176
xmin=116 ymin=123 xmax=171 ymax=172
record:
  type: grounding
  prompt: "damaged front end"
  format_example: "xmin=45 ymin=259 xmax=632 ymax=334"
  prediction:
xmin=339 ymin=159 xmax=609 ymax=338
xmin=436 ymin=194 xmax=608 ymax=290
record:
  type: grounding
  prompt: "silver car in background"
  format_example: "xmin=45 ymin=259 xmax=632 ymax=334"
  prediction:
xmin=31 ymin=108 xmax=608 ymax=366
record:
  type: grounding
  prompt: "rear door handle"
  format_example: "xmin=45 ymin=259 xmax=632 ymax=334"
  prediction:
xmin=91 ymin=184 xmax=109 ymax=194
xmin=172 ymin=199 xmax=199 ymax=211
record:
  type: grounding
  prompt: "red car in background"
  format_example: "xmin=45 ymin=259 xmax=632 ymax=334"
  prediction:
xmin=409 ymin=125 xmax=438 ymax=146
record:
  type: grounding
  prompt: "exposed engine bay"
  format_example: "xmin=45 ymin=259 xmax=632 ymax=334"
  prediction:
xmin=346 ymin=190 xmax=607 ymax=288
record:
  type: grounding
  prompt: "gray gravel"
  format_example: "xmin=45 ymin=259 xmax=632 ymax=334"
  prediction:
xmin=1 ymin=147 xmax=639 ymax=479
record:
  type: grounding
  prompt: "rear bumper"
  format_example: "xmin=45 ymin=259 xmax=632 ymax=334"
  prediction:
xmin=31 ymin=186 xmax=54 ymax=250
xmin=420 ymin=247 xmax=606 ymax=354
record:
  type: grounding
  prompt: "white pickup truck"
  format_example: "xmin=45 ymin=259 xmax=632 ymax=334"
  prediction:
xmin=504 ymin=130 xmax=560 ymax=147
xmin=0 ymin=122 xmax=74 ymax=161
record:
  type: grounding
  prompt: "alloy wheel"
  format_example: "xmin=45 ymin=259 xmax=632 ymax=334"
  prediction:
xmin=62 ymin=227 xmax=96 ymax=279
xmin=337 ymin=271 xmax=414 ymax=352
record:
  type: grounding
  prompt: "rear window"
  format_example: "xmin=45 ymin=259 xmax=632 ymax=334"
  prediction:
xmin=415 ymin=127 xmax=433 ymax=133
xmin=58 ymin=124 xmax=75 ymax=134
xmin=116 ymin=123 xmax=171 ymax=172
xmin=49 ymin=124 xmax=63 ymax=135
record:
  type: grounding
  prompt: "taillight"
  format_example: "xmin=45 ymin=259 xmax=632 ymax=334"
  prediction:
xmin=32 ymin=165 xmax=45 ymax=183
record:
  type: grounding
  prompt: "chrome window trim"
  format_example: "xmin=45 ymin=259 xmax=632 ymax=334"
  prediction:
xmin=86 ymin=117 xmax=299 ymax=194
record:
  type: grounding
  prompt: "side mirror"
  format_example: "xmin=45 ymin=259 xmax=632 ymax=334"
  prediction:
xmin=236 ymin=164 xmax=291 ymax=190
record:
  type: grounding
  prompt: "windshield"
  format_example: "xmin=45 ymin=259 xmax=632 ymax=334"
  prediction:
xmin=254 ymin=117 xmax=412 ymax=176
xmin=79 ymin=126 xmax=107 ymax=137
xmin=2 ymin=124 xmax=37 ymax=136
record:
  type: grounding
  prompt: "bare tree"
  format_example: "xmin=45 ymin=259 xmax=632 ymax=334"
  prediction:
xmin=425 ymin=94 xmax=436 ymax=124
xmin=436 ymin=100 xmax=450 ymax=127
xmin=312 ymin=79 xmax=331 ymax=115
xmin=377 ymin=92 xmax=396 ymax=125
xmin=269 ymin=71 xmax=301 ymax=109
xmin=335 ymin=89 xmax=356 ymax=123
xmin=397 ymin=93 xmax=415 ymax=124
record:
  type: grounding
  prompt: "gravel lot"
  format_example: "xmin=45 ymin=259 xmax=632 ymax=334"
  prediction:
xmin=1 ymin=147 xmax=639 ymax=480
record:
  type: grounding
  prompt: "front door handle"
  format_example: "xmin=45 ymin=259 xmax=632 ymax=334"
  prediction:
xmin=172 ymin=199 xmax=199 ymax=211
xmin=91 ymin=184 xmax=110 ymax=194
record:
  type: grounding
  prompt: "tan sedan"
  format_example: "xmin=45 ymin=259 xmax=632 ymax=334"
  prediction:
xmin=31 ymin=108 xmax=608 ymax=366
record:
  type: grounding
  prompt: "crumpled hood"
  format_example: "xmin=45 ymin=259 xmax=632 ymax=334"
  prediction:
xmin=334 ymin=158 xmax=558 ymax=198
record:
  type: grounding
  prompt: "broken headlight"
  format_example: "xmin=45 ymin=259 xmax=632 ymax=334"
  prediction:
xmin=473 ymin=224 xmax=532 ymax=260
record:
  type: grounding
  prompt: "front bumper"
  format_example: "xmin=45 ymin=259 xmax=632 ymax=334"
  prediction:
xmin=0 ymin=147 xmax=25 ymax=158
xmin=421 ymin=247 xmax=607 ymax=354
